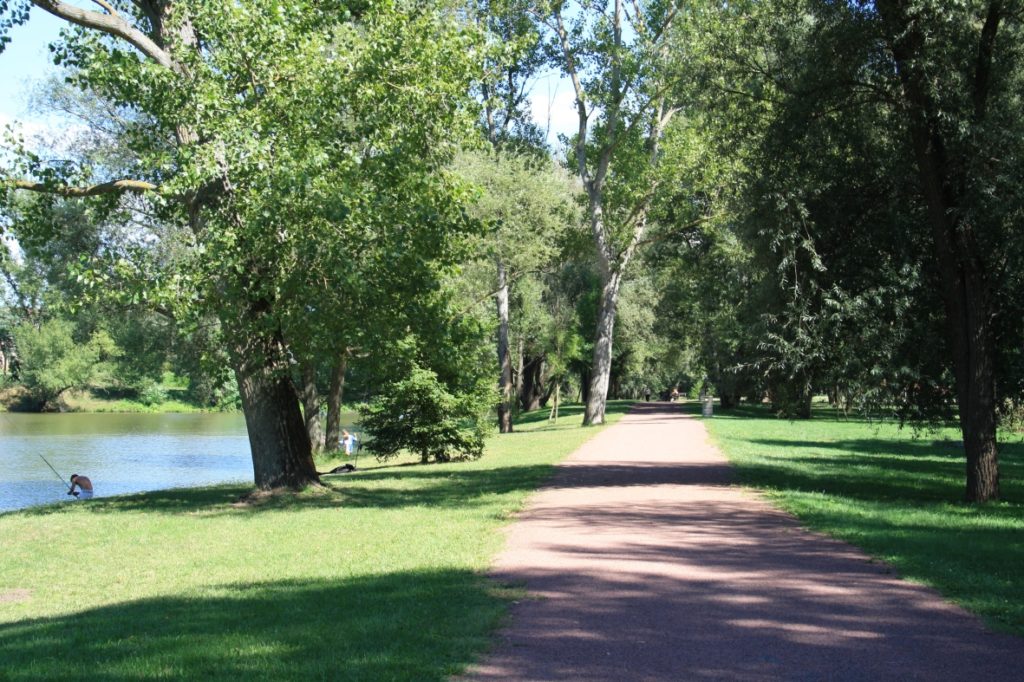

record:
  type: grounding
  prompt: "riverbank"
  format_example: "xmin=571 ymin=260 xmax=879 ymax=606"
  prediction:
xmin=0 ymin=402 xmax=630 ymax=680
xmin=0 ymin=386 xmax=230 ymax=414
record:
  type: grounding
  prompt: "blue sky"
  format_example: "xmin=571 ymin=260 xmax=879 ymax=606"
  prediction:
xmin=0 ymin=9 xmax=64 ymax=124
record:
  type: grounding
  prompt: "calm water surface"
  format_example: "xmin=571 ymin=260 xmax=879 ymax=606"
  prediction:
xmin=1 ymin=412 xmax=252 ymax=513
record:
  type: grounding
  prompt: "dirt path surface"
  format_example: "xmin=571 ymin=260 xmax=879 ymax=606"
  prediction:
xmin=464 ymin=402 xmax=1024 ymax=681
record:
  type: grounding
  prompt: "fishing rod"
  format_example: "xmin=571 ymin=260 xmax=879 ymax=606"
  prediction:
xmin=38 ymin=454 xmax=78 ymax=497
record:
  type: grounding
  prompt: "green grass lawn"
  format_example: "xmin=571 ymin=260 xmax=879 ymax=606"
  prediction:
xmin=702 ymin=403 xmax=1024 ymax=637
xmin=0 ymin=401 xmax=631 ymax=681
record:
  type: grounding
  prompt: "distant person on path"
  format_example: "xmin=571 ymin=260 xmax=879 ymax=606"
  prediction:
xmin=670 ymin=387 xmax=679 ymax=402
xmin=644 ymin=387 xmax=651 ymax=402
xmin=69 ymin=474 xmax=93 ymax=499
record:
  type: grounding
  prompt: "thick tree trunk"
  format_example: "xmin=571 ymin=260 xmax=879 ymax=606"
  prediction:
xmin=325 ymin=353 xmax=347 ymax=452
xmin=878 ymin=0 xmax=1001 ymax=501
xmin=519 ymin=355 xmax=547 ymax=412
xmin=235 ymin=352 xmax=319 ymax=490
xmin=496 ymin=261 xmax=514 ymax=433
xmin=583 ymin=270 xmax=622 ymax=425
xmin=299 ymin=362 xmax=323 ymax=455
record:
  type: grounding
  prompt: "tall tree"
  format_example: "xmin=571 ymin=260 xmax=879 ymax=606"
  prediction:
xmin=535 ymin=0 xmax=686 ymax=424
xmin=871 ymin=0 xmax=1021 ymax=501
xmin=470 ymin=0 xmax=552 ymax=432
xmin=1 ymin=1 xmax=481 ymax=489
xmin=455 ymin=150 xmax=576 ymax=430
xmin=698 ymin=0 xmax=1024 ymax=500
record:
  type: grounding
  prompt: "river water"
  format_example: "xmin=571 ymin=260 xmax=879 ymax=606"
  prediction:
xmin=0 ymin=412 xmax=253 ymax=514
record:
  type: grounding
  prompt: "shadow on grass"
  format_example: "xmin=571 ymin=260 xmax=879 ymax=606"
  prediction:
xmin=0 ymin=571 xmax=504 ymax=681
xmin=12 ymin=462 xmax=560 ymax=518
xmin=737 ymin=438 xmax=1023 ymax=504
xmin=336 ymin=464 xmax=558 ymax=511
xmin=513 ymin=399 xmax=634 ymax=428
xmin=13 ymin=485 xmax=253 ymax=518
xmin=705 ymin=405 xmax=1024 ymax=634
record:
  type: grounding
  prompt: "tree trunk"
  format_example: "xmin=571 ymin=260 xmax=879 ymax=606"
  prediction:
xmin=539 ymin=380 xmax=554 ymax=409
xmin=579 ymin=367 xmax=590 ymax=404
xmin=325 ymin=353 xmax=348 ymax=451
xmin=519 ymin=355 xmax=547 ymax=412
xmin=235 ymin=352 xmax=319 ymax=490
xmin=583 ymin=270 xmax=622 ymax=425
xmin=495 ymin=260 xmax=514 ymax=433
xmin=608 ymin=371 xmax=621 ymax=401
xmin=299 ymin=362 xmax=323 ymax=455
xmin=515 ymin=338 xmax=524 ymax=398
xmin=516 ymin=356 xmax=548 ymax=409
xmin=877 ymin=0 xmax=1001 ymax=501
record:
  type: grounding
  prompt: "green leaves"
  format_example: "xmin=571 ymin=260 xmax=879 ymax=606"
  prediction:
xmin=11 ymin=318 xmax=121 ymax=409
xmin=359 ymin=362 xmax=492 ymax=464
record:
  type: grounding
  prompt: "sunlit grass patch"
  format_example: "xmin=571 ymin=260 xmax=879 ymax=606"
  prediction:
xmin=703 ymin=403 xmax=1024 ymax=636
xmin=0 ymin=400 xmax=631 ymax=680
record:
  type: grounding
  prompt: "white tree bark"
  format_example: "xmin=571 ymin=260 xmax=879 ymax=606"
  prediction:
xmin=496 ymin=259 xmax=514 ymax=432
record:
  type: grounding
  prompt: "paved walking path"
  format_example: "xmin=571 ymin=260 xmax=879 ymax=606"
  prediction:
xmin=464 ymin=402 xmax=1024 ymax=681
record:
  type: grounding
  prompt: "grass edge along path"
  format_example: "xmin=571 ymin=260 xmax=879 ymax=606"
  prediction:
xmin=0 ymin=401 xmax=632 ymax=681
xmin=700 ymin=403 xmax=1024 ymax=638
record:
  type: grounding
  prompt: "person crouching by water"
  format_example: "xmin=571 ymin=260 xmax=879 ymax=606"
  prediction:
xmin=69 ymin=474 xmax=93 ymax=499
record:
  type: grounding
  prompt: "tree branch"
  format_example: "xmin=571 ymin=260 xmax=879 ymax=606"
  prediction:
xmin=90 ymin=0 xmax=118 ymax=16
xmin=549 ymin=8 xmax=591 ymax=187
xmin=32 ymin=0 xmax=173 ymax=69
xmin=973 ymin=0 xmax=1002 ymax=122
xmin=10 ymin=178 xmax=160 ymax=196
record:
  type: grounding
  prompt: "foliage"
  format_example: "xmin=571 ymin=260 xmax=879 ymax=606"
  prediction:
xmin=359 ymin=363 xmax=493 ymax=464
xmin=675 ymin=0 xmax=1024 ymax=435
xmin=11 ymin=318 xmax=119 ymax=409
xmin=472 ymin=0 xmax=549 ymax=149
xmin=456 ymin=149 xmax=577 ymax=277
xmin=1 ymin=0 xmax=488 ymax=486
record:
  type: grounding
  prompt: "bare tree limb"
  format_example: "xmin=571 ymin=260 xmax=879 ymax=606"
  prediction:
xmin=549 ymin=8 xmax=591 ymax=187
xmin=10 ymin=178 xmax=160 ymax=196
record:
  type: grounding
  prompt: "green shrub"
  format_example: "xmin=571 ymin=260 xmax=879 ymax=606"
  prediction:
xmin=12 ymin=319 xmax=121 ymax=411
xmin=135 ymin=379 xmax=168 ymax=406
xmin=359 ymin=364 xmax=492 ymax=463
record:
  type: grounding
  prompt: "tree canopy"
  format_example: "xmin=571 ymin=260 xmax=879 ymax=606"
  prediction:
xmin=3 ymin=0 xmax=1023 ymax=502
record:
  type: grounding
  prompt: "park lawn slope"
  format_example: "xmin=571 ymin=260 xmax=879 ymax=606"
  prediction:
xmin=0 ymin=401 xmax=630 ymax=681
xmin=703 ymin=404 xmax=1024 ymax=637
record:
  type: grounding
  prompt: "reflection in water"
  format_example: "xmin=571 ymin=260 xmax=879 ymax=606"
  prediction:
xmin=1 ymin=413 xmax=252 ymax=513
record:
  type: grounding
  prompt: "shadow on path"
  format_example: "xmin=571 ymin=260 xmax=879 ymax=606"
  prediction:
xmin=466 ymin=405 xmax=1024 ymax=681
